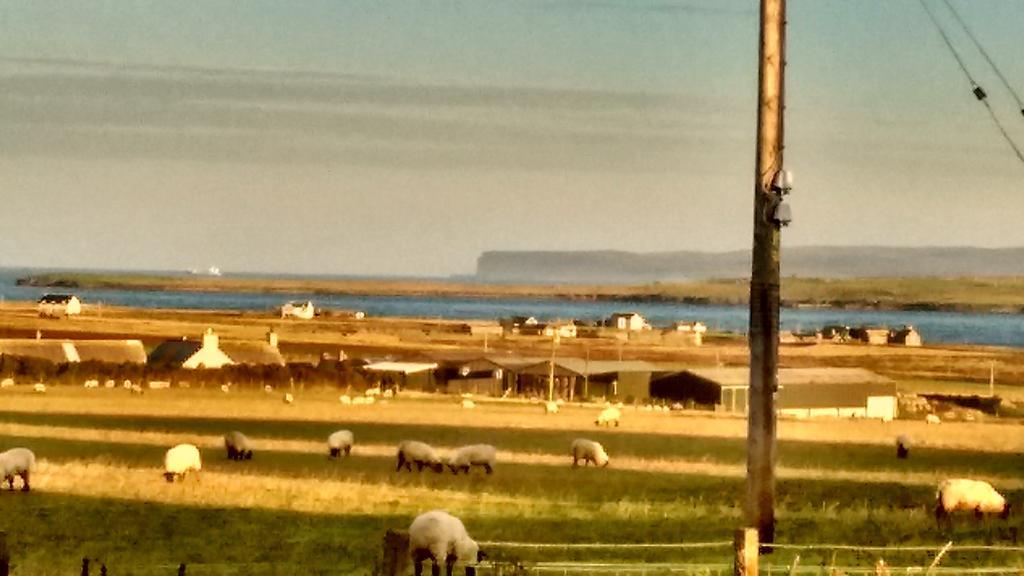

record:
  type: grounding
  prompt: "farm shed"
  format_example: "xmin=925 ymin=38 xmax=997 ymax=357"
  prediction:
xmin=421 ymin=352 xmax=509 ymax=396
xmin=649 ymin=367 xmax=897 ymax=421
xmin=850 ymin=326 xmax=890 ymax=345
xmin=37 ymin=294 xmax=81 ymax=317
xmin=515 ymin=359 xmax=659 ymax=401
xmin=891 ymin=325 xmax=922 ymax=346
xmin=362 ymin=361 xmax=439 ymax=392
xmin=0 ymin=339 xmax=146 ymax=365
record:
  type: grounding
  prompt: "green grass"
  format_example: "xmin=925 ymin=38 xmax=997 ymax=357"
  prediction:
xmin=1 ymin=388 xmax=1022 ymax=575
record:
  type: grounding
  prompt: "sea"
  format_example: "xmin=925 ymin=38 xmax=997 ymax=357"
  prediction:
xmin=1 ymin=268 xmax=1022 ymax=348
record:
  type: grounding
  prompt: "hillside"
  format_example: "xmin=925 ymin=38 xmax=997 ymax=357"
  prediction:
xmin=475 ymin=246 xmax=1024 ymax=283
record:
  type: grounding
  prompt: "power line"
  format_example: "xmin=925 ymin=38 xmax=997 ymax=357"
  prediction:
xmin=938 ymin=0 xmax=1024 ymax=117
xmin=916 ymin=0 xmax=1024 ymax=168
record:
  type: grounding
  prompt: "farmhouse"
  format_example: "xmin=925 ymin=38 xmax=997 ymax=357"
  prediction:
xmin=148 ymin=329 xmax=285 ymax=369
xmin=37 ymin=294 xmax=81 ymax=318
xmin=281 ymin=301 xmax=316 ymax=320
xmin=891 ymin=325 xmax=923 ymax=346
xmin=850 ymin=326 xmax=890 ymax=345
xmin=606 ymin=312 xmax=650 ymax=332
xmin=649 ymin=367 xmax=897 ymax=421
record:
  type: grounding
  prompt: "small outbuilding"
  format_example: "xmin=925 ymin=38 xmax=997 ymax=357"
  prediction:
xmin=38 ymin=294 xmax=81 ymax=318
xmin=607 ymin=312 xmax=650 ymax=332
xmin=890 ymin=325 xmax=922 ymax=347
xmin=281 ymin=301 xmax=316 ymax=320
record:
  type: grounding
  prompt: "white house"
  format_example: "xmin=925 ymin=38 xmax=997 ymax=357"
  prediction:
xmin=281 ymin=301 xmax=316 ymax=320
xmin=608 ymin=312 xmax=649 ymax=332
xmin=543 ymin=322 xmax=578 ymax=339
xmin=38 ymin=294 xmax=82 ymax=318
xmin=147 ymin=329 xmax=285 ymax=369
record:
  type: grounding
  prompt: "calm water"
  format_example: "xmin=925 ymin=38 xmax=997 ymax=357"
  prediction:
xmin=1 ymin=269 xmax=1022 ymax=347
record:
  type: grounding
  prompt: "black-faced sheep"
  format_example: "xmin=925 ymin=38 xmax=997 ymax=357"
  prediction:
xmin=896 ymin=434 xmax=910 ymax=459
xmin=0 ymin=447 xmax=36 ymax=492
xmin=396 ymin=441 xmax=444 ymax=473
xmin=328 ymin=430 xmax=354 ymax=459
xmin=163 ymin=444 xmax=202 ymax=483
xmin=224 ymin=431 xmax=254 ymax=461
xmin=571 ymin=438 xmax=609 ymax=468
xmin=408 ymin=510 xmax=485 ymax=576
xmin=447 ymin=444 xmax=496 ymax=475
xmin=935 ymin=478 xmax=1010 ymax=529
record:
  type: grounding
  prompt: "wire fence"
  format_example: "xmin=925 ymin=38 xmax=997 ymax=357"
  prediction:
xmin=471 ymin=538 xmax=1024 ymax=576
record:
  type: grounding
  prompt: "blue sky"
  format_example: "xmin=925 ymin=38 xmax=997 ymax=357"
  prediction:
xmin=0 ymin=1 xmax=1022 ymax=276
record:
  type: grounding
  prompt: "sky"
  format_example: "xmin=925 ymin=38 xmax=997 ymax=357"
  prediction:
xmin=0 ymin=0 xmax=1022 ymax=277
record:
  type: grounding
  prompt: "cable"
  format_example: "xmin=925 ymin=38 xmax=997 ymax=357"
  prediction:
xmin=938 ymin=0 xmax=1024 ymax=117
xmin=917 ymin=0 xmax=1024 ymax=168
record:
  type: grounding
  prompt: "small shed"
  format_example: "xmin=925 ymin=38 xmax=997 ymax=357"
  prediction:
xmin=890 ymin=325 xmax=922 ymax=347
xmin=851 ymin=326 xmax=890 ymax=345
xmin=38 ymin=294 xmax=82 ymax=318
xmin=607 ymin=312 xmax=649 ymax=332
xmin=362 ymin=361 xmax=439 ymax=392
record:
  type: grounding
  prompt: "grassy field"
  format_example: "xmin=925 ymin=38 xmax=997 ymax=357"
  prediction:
xmin=1 ymin=387 xmax=1022 ymax=575
xmin=17 ymin=272 xmax=1024 ymax=312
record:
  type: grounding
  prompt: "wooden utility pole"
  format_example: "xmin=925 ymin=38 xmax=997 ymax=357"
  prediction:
xmin=748 ymin=0 xmax=786 ymax=547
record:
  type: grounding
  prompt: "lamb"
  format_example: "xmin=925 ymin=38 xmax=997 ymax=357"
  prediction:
xmin=935 ymin=478 xmax=1010 ymax=529
xmin=543 ymin=401 xmax=559 ymax=414
xmin=925 ymin=414 xmax=941 ymax=425
xmin=328 ymin=430 xmax=354 ymax=459
xmin=33 ymin=383 xmax=46 ymax=393
xmin=460 ymin=399 xmax=475 ymax=409
xmin=163 ymin=443 xmax=202 ymax=483
xmin=447 ymin=444 xmax=496 ymax=475
xmin=895 ymin=434 xmax=911 ymax=459
xmin=0 ymin=447 xmax=36 ymax=492
xmin=595 ymin=406 xmax=621 ymax=427
xmin=224 ymin=431 xmax=254 ymax=461
xmin=339 ymin=394 xmax=352 ymax=405
xmin=571 ymin=438 xmax=609 ymax=468
xmin=0 ymin=378 xmax=14 ymax=388
xmin=396 ymin=441 xmax=444 ymax=473
xmin=408 ymin=510 xmax=484 ymax=576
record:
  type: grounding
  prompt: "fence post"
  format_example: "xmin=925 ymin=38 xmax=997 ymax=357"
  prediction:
xmin=178 ymin=563 xmax=187 ymax=576
xmin=0 ymin=530 xmax=9 ymax=576
xmin=381 ymin=529 xmax=410 ymax=576
xmin=734 ymin=528 xmax=759 ymax=576
xmin=81 ymin=557 xmax=90 ymax=576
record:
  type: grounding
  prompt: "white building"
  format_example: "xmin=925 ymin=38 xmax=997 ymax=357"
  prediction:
xmin=281 ymin=301 xmax=316 ymax=320
xmin=38 ymin=294 xmax=82 ymax=318
xmin=608 ymin=312 xmax=649 ymax=332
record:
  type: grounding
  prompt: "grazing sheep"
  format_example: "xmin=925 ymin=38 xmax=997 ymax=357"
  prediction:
xmin=224 ymin=431 xmax=254 ymax=461
xmin=352 ymin=396 xmax=375 ymax=405
xmin=543 ymin=401 xmax=559 ymax=414
xmin=383 ymin=389 xmax=395 ymax=399
xmin=0 ymin=378 xmax=14 ymax=388
xmin=408 ymin=510 xmax=484 ymax=576
xmin=283 ymin=392 xmax=294 ymax=404
xmin=365 ymin=387 xmax=382 ymax=397
xmin=264 ymin=384 xmax=273 ymax=393
xmin=130 ymin=384 xmax=144 ymax=395
xmin=571 ymin=438 xmax=609 ymax=468
xmin=595 ymin=406 xmax=621 ymax=427
xmin=925 ymin=414 xmax=941 ymax=425
xmin=83 ymin=379 xmax=100 ymax=388
xmin=328 ymin=430 xmax=354 ymax=459
xmin=896 ymin=435 xmax=911 ymax=459
xmin=448 ymin=444 xmax=496 ymax=475
xmin=104 ymin=379 xmax=116 ymax=388
xmin=163 ymin=443 xmax=202 ymax=483
xmin=461 ymin=399 xmax=475 ymax=409
xmin=33 ymin=383 xmax=46 ymax=394
xmin=122 ymin=379 xmax=132 ymax=389
xmin=0 ymin=447 xmax=36 ymax=492
xmin=396 ymin=441 xmax=444 ymax=473
xmin=339 ymin=394 xmax=352 ymax=405
xmin=148 ymin=381 xmax=171 ymax=390
xmin=935 ymin=479 xmax=1010 ymax=529
xmin=220 ymin=384 xmax=230 ymax=393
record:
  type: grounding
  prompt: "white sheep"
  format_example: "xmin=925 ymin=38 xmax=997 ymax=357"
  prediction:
xmin=33 ymin=383 xmax=46 ymax=394
xmin=408 ymin=510 xmax=483 ymax=576
xmin=595 ymin=406 xmax=621 ymax=427
xmin=571 ymin=438 xmax=609 ymax=468
xmin=328 ymin=430 xmax=354 ymax=459
xmin=383 ymin=389 xmax=395 ymax=399
xmin=396 ymin=441 xmax=444 ymax=473
xmin=461 ymin=399 xmax=475 ymax=409
xmin=224 ymin=431 xmax=254 ymax=461
xmin=365 ymin=386 xmax=382 ymax=397
xmin=220 ymin=384 xmax=230 ymax=393
xmin=264 ymin=384 xmax=274 ymax=393
xmin=543 ymin=401 xmax=559 ymax=414
xmin=0 ymin=447 xmax=36 ymax=492
xmin=163 ymin=443 xmax=202 ymax=483
xmin=339 ymin=394 xmax=352 ymax=405
xmin=0 ymin=378 xmax=14 ymax=388
xmin=104 ymin=379 xmax=116 ymax=388
xmin=83 ymin=379 xmax=99 ymax=388
xmin=925 ymin=414 xmax=941 ymax=425
xmin=447 ymin=444 xmax=496 ymax=475
xmin=896 ymin=434 xmax=911 ymax=459
xmin=130 ymin=384 xmax=144 ymax=395
xmin=283 ymin=392 xmax=294 ymax=404
xmin=935 ymin=478 xmax=1010 ymax=528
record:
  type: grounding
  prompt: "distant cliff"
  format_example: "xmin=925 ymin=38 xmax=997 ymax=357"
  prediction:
xmin=475 ymin=246 xmax=1024 ymax=283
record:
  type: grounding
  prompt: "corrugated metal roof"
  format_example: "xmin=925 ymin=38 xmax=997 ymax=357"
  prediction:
xmin=75 ymin=340 xmax=147 ymax=364
xmin=221 ymin=343 xmax=285 ymax=366
xmin=0 ymin=340 xmax=71 ymax=363
xmin=147 ymin=340 xmax=202 ymax=367
xmin=363 ymin=361 xmax=438 ymax=374
xmin=682 ymin=367 xmax=891 ymax=387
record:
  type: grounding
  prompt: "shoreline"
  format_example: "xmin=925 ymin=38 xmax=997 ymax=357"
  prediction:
xmin=14 ymin=272 xmax=1024 ymax=314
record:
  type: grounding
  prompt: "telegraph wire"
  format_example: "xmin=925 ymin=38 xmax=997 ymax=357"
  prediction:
xmin=938 ymin=0 xmax=1024 ymax=117
xmin=917 ymin=0 xmax=1024 ymax=167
